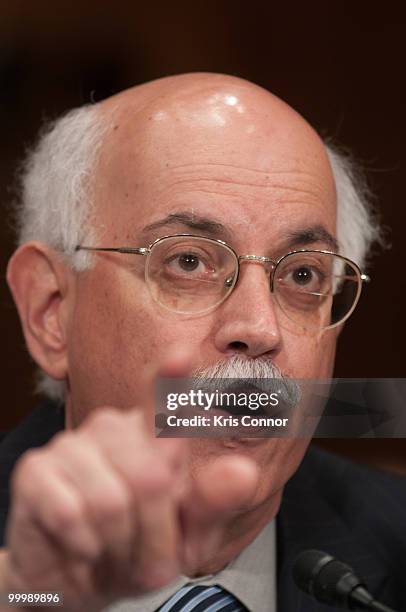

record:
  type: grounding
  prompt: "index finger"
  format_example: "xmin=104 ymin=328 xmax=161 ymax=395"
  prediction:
xmin=141 ymin=346 xmax=198 ymax=434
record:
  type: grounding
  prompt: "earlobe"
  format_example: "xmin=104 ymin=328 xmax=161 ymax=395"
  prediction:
xmin=6 ymin=242 xmax=71 ymax=381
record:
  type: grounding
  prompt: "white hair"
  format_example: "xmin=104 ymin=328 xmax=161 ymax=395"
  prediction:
xmin=16 ymin=104 xmax=107 ymax=270
xmin=13 ymin=105 xmax=384 ymax=402
xmin=325 ymin=143 xmax=383 ymax=268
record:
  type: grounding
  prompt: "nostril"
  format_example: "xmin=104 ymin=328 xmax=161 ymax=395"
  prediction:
xmin=229 ymin=341 xmax=248 ymax=350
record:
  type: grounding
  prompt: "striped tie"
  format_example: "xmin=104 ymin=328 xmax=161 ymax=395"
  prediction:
xmin=156 ymin=584 xmax=248 ymax=611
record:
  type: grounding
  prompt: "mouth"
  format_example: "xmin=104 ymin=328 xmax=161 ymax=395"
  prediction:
xmin=155 ymin=374 xmax=301 ymax=438
xmin=196 ymin=378 xmax=299 ymax=413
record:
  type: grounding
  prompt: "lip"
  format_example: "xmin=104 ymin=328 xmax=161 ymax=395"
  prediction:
xmin=191 ymin=377 xmax=300 ymax=413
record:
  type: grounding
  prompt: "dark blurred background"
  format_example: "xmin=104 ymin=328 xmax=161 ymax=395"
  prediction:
xmin=1 ymin=1 xmax=405 ymax=471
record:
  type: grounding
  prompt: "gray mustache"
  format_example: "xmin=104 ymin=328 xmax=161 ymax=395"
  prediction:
xmin=192 ymin=356 xmax=301 ymax=409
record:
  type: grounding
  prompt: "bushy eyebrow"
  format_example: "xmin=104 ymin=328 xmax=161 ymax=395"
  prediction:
xmin=285 ymin=225 xmax=339 ymax=252
xmin=141 ymin=211 xmax=231 ymax=239
xmin=142 ymin=213 xmax=338 ymax=252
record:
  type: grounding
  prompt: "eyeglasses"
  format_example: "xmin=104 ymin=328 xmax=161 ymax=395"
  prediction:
xmin=75 ymin=234 xmax=370 ymax=333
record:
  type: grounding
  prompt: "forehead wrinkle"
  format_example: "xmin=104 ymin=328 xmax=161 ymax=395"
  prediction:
xmin=166 ymin=162 xmax=329 ymax=182
xmin=169 ymin=177 xmax=326 ymax=196
xmin=159 ymin=189 xmax=327 ymax=212
xmin=157 ymin=176 xmax=330 ymax=206
xmin=168 ymin=162 xmax=324 ymax=176
xmin=156 ymin=162 xmax=333 ymax=200
xmin=168 ymin=162 xmax=330 ymax=180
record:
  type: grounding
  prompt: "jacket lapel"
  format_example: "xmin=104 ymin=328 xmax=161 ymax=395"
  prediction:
xmin=277 ymin=447 xmax=391 ymax=611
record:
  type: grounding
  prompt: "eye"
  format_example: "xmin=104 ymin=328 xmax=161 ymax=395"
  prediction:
xmin=165 ymin=250 xmax=215 ymax=277
xmin=177 ymin=253 xmax=200 ymax=272
xmin=278 ymin=264 xmax=326 ymax=293
xmin=291 ymin=266 xmax=314 ymax=285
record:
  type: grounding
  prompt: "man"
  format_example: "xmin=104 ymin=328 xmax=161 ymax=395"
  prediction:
xmin=1 ymin=73 xmax=405 ymax=611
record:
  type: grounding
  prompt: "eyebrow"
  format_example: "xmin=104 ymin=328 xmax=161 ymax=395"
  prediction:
xmin=285 ymin=225 xmax=339 ymax=252
xmin=141 ymin=213 xmax=339 ymax=253
xmin=141 ymin=212 xmax=231 ymax=240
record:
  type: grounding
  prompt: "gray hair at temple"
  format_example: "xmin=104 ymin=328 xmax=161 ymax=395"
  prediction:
xmin=12 ymin=103 xmax=384 ymax=401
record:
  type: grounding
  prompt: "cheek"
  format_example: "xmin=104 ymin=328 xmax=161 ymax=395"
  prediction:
xmin=67 ymin=268 xmax=213 ymax=414
xmin=277 ymin=328 xmax=337 ymax=379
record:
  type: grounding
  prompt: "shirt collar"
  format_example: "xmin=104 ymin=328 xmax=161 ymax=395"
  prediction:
xmin=106 ymin=519 xmax=276 ymax=612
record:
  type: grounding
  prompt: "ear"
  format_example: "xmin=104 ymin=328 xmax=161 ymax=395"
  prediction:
xmin=6 ymin=242 xmax=74 ymax=381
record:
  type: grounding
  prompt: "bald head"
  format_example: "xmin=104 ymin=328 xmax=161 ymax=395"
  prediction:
xmin=100 ymin=72 xmax=331 ymax=168
xmin=94 ymin=73 xmax=335 ymax=239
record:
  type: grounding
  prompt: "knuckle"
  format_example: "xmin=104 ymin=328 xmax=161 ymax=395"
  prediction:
xmin=91 ymin=487 xmax=130 ymax=521
xmin=49 ymin=430 xmax=75 ymax=449
xmin=11 ymin=449 xmax=46 ymax=493
xmin=49 ymin=496 xmax=85 ymax=532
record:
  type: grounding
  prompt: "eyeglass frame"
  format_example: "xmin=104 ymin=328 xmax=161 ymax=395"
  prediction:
xmin=75 ymin=233 xmax=370 ymax=329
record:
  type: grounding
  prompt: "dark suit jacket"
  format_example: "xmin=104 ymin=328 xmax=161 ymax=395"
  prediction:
xmin=0 ymin=402 xmax=405 ymax=611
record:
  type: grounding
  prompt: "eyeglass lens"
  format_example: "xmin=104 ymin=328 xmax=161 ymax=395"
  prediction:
xmin=145 ymin=236 xmax=361 ymax=330
xmin=146 ymin=236 xmax=238 ymax=314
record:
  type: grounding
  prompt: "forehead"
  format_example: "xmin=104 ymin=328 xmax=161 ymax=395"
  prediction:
xmin=94 ymin=84 xmax=336 ymax=249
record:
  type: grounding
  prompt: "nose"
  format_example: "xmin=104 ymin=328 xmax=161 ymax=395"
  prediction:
xmin=213 ymin=262 xmax=282 ymax=358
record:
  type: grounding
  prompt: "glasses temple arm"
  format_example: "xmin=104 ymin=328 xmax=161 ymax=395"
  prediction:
xmin=75 ymin=246 xmax=149 ymax=255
